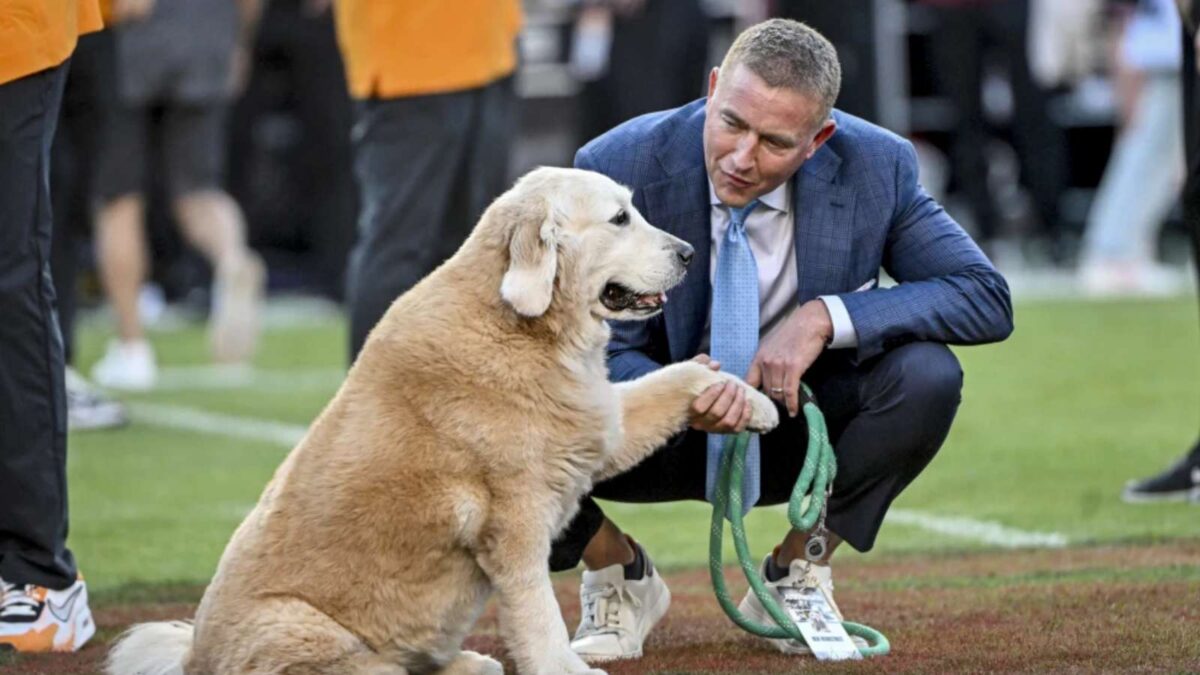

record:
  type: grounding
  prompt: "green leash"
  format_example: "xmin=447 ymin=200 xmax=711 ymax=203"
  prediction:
xmin=708 ymin=383 xmax=890 ymax=657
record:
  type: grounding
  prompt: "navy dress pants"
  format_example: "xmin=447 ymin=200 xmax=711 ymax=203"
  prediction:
xmin=550 ymin=342 xmax=963 ymax=571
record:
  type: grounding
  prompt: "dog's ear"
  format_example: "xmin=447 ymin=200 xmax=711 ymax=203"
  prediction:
xmin=500 ymin=197 xmax=559 ymax=317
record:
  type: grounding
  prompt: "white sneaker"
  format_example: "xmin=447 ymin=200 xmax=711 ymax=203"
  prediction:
xmin=738 ymin=555 xmax=865 ymax=655
xmin=570 ymin=546 xmax=670 ymax=662
xmin=210 ymin=251 xmax=265 ymax=364
xmin=0 ymin=576 xmax=95 ymax=653
xmin=90 ymin=339 xmax=157 ymax=391
xmin=65 ymin=367 xmax=128 ymax=431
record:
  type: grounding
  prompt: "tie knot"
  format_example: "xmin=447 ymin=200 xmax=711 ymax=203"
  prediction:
xmin=728 ymin=199 xmax=761 ymax=230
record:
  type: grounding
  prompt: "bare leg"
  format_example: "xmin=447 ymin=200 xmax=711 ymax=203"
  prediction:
xmin=173 ymin=189 xmax=265 ymax=363
xmin=777 ymin=528 xmax=843 ymax=567
xmin=173 ymin=189 xmax=247 ymax=267
xmin=95 ymin=194 xmax=147 ymax=342
xmin=580 ymin=518 xmax=635 ymax=571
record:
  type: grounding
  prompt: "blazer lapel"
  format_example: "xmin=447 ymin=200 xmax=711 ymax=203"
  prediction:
xmin=641 ymin=108 xmax=711 ymax=361
xmin=792 ymin=144 xmax=856 ymax=301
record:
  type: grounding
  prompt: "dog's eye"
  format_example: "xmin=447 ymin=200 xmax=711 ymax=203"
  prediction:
xmin=609 ymin=209 xmax=629 ymax=226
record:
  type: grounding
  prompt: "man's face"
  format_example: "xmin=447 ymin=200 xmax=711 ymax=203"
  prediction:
xmin=703 ymin=64 xmax=837 ymax=207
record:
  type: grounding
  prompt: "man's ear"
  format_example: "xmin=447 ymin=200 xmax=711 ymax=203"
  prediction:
xmin=805 ymin=118 xmax=838 ymax=160
xmin=500 ymin=197 xmax=559 ymax=317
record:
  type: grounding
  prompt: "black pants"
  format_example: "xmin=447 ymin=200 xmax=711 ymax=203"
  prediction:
xmin=929 ymin=0 xmax=1067 ymax=243
xmin=345 ymin=77 xmax=516 ymax=360
xmin=51 ymin=31 xmax=117 ymax=366
xmin=577 ymin=0 xmax=709 ymax=146
xmin=0 ymin=62 xmax=78 ymax=590
xmin=550 ymin=342 xmax=963 ymax=572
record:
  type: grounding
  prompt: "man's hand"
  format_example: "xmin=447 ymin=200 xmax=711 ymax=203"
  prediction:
xmin=687 ymin=354 xmax=754 ymax=434
xmin=746 ymin=300 xmax=833 ymax=418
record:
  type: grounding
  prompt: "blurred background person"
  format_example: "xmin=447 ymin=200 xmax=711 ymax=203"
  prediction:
xmin=50 ymin=3 xmax=127 ymax=429
xmin=918 ymin=0 xmax=1070 ymax=264
xmin=90 ymin=0 xmax=267 ymax=391
xmin=569 ymin=0 xmax=710 ymax=147
xmin=227 ymin=0 xmax=356 ymax=302
xmin=1122 ymin=4 xmax=1200 ymax=504
xmin=337 ymin=0 xmax=522 ymax=360
xmin=0 ymin=0 xmax=100 ymax=653
xmin=1078 ymin=0 xmax=1186 ymax=296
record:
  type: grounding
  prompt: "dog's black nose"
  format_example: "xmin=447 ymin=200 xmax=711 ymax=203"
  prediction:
xmin=676 ymin=243 xmax=695 ymax=266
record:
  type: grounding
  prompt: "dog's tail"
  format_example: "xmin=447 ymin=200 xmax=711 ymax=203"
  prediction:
xmin=105 ymin=620 xmax=193 ymax=675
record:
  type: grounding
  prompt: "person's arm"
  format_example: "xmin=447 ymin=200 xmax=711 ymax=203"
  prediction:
xmin=836 ymin=139 xmax=1015 ymax=363
xmin=228 ymin=0 xmax=264 ymax=96
xmin=111 ymin=0 xmax=156 ymax=22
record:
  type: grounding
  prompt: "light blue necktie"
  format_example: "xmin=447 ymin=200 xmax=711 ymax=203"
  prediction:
xmin=706 ymin=200 xmax=762 ymax=516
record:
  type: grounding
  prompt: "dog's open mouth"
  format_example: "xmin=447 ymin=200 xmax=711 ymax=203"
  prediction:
xmin=601 ymin=282 xmax=667 ymax=313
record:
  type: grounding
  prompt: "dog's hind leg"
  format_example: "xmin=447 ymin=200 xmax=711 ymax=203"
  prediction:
xmin=283 ymin=655 xmax=407 ymax=675
xmin=209 ymin=597 xmax=405 ymax=674
xmin=436 ymin=650 xmax=503 ymax=674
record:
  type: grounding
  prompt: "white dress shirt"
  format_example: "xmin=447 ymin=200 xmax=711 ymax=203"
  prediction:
xmin=703 ymin=179 xmax=858 ymax=351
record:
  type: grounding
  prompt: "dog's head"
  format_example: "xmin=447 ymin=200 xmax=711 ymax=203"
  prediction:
xmin=496 ymin=167 xmax=694 ymax=321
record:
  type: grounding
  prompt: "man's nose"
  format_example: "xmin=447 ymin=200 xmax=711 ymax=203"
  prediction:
xmin=731 ymin=138 xmax=755 ymax=170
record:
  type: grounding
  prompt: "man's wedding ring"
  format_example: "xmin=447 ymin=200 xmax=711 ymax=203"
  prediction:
xmin=769 ymin=387 xmax=784 ymax=395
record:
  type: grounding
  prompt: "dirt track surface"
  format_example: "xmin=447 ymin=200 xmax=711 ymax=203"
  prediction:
xmin=6 ymin=542 xmax=1199 ymax=674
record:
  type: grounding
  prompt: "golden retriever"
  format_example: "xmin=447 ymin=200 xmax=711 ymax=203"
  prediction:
xmin=107 ymin=167 xmax=778 ymax=675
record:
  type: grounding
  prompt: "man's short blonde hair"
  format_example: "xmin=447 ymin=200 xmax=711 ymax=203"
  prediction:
xmin=719 ymin=19 xmax=842 ymax=127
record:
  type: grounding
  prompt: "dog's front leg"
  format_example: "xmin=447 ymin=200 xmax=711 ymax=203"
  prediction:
xmin=476 ymin=516 xmax=606 ymax=675
xmin=597 ymin=362 xmax=778 ymax=481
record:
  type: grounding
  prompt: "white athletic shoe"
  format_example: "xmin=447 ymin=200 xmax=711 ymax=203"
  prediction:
xmin=0 ymin=576 xmax=95 ymax=653
xmin=65 ymin=366 xmax=128 ymax=431
xmin=738 ymin=554 xmax=865 ymax=655
xmin=90 ymin=339 xmax=157 ymax=391
xmin=209 ymin=251 xmax=265 ymax=364
xmin=570 ymin=547 xmax=670 ymax=662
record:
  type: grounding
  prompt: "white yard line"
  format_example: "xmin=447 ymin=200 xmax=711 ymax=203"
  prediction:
xmin=885 ymin=508 xmax=1069 ymax=548
xmin=129 ymin=402 xmax=307 ymax=448
xmin=129 ymin=400 xmax=1072 ymax=549
xmin=152 ymin=365 xmax=344 ymax=392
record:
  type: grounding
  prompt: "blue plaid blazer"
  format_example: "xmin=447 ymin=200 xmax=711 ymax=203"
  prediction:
xmin=575 ymin=99 xmax=1014 ymax=383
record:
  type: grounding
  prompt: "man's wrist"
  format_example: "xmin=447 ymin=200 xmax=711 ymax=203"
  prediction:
xmin=803 ymin=299 xmax=834 ymax=346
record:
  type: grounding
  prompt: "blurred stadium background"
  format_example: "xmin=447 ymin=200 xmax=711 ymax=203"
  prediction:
xmin=18 ymin=0 xmax=1200 ymax=671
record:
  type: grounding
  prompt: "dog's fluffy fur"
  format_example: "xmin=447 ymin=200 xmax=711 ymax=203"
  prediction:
xmin=107 ymin=167 xmax=778 ymax=675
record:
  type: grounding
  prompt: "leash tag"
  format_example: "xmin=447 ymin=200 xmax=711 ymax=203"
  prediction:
xmin=778 ymin=587 xmax=862 ymax=661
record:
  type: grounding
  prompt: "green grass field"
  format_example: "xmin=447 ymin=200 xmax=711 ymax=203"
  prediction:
xmin=66 ymin=296 xmax=1199 ymax=599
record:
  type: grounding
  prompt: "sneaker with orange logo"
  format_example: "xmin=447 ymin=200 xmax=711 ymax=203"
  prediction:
xmin=0 ymin=576 xmax=95 ymax=652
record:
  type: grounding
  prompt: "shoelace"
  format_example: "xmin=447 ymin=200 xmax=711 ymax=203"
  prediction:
xmin=580 ymin=584 xmax=642 ymax=632
xmin=0 ymin=583 xmax=41 ymax=620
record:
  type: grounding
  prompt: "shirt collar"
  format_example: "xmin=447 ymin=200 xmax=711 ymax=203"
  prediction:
xmin=707 ymin=177 xmax=791 ymax=214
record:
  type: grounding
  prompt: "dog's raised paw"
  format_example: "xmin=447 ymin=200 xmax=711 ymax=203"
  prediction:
xmin=745 ymin=387 xmax=780 ymax=433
